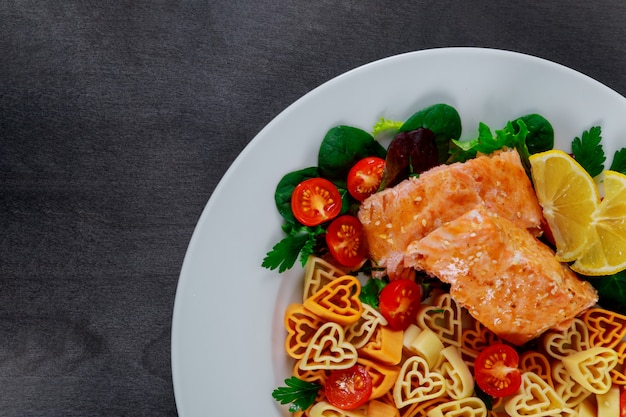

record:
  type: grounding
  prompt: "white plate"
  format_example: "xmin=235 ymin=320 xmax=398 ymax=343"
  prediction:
xmin=171 ymin=47 xmax=625 ymax=416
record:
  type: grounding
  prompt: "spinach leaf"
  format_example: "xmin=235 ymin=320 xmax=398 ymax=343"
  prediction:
xmin=318 ymin=126 xmax=386 ymax=181
xmin=513 ymin=114 xmax=554 ymax=154
xmin=399 ymin=103 xmax=462 ymax=163
xmin=274 ymin=167 xmax=319 ymax=224
xmin=589 ymin=270 xmax=626 ymax=315
xmin=359 ymin=277 xmax=388 ymax=309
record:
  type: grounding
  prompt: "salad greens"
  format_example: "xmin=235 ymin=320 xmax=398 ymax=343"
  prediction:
xmin=271 ymin=376 xmax=321 ymax=412
xmin=263 ymin=102 xmax=626 ymax=311
xmin=571 ymin=126 xmax=605 ymax=177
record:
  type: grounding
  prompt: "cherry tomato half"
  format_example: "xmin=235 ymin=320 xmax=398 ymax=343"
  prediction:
xmin=621 ymin=387 xmax=626 ymax=417
xmin=291 ymin=178 xmax=342 ymax=226
xmin=474 ymin=343 xmax=522 ymax=398
xmin=378 ymin=279 xmax=422 ymax=330
xmin=325 ymin=215 xmax=368 ymax=268
xmin=325 ymin=365 xmax=373 ymax=410
xmin=347 ymin=156 xmax=385 ymax=201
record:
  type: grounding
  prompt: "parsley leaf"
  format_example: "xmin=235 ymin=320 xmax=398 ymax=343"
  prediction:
xmin=272 ymin=377 xmax=321 ymax=412
xmin=571 ymin=126 xmax=605 ymax=177
xmin=359 ymin=277 xmax=388 ymax=308
xmin=262 ymin=224 xmax=324 ymax=273
xmin=610 ymin=148 xmax=626 ymax=174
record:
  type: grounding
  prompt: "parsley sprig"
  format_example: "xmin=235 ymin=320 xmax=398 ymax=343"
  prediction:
xmin=262 ymin=224 xmax=324 ymax=273
xmin=272 ymin=377 xmax=321 ymax=412
xmin=571 ymin=126 xmax=605 ymax=177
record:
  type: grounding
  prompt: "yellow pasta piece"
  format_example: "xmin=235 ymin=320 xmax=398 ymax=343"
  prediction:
xmin=581 ymin=308 xmax=626 ymax=349
xmin=596 ymin=386 xmax=620 ymax=417
xmin=550 ymin=360 xmax=591 ymax=408
xmin=299 ymin=322 xmax=358 ymax=371
xmin=284 ymin=303 xmax=323 ymax=359
xmin=519 ymin=351 xmax=553 ymax=388
xmin=416 ymin=293 xmax=463 ymax=348
xmin=357 ymin=357 xmax=400 ymax=400
xmin=303 ymin=275 xmax=363 ymax=326
xmin=309 ymin=401 xmax=366 ymax=417
xmin=367 ymin=399 xmax=401 ymax=417
xmin=345 ymin=303 xmax=388 ymax=349
xmin=400 ymin=396 xmax=452 ymax=417
xmin=393 ymin=355 xmax=446 ymax=408
xmin=439 ymin=346 xmax=474 ymax=400
xmin=403 ymin=325 xmax=445 ymax=369
xmin=504 ymin=371 xmax=565 ymax=417
xmin=561 ymin=346 xmax=618 ymax=394
xmin=303 ymin=255 xmax=346 ymax=301
xmin=358 ymin=325 xmax=403 ymax=366
xmin=426 ymin=397 xmax=488 ymax=417
xmin=541 ymin=318 xmax=591 ymax=360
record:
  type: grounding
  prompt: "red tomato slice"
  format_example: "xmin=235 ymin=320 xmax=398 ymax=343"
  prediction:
xmin=325 ymin=365 xmax=372 ymax=410
xmin=325 ymin=215 xmax=368 ymax=268
xmin=347 ymin=156 xmax=385 ymax=201
xmin=474 ymin=344 xmax=522 ymax=397
xmin=621 ymin=387 xmax=626 ymax=417
xmin=291 ymin=178 xmax=342 ymax=226
xmin=378 ymin=279 xmax=422 ymax=330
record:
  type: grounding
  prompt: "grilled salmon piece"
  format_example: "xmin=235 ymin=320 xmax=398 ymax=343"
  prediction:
xmin=357 ymin=149 xmax=543 ymax=279
xmin=404 ymin=206 xmax=598 ymax=346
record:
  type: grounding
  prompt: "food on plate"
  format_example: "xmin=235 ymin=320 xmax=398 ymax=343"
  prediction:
xmin=405 ymin=205 xmax=598 ymax=346
xmin=358 ymin=149 xmax=543 ymax=279
xmin=269 ymin=103 xmax=626 ymax=415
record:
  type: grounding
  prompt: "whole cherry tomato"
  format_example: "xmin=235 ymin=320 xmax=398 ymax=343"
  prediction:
xmin=291 ymin=178 xmax=342 ymax=226
xmin=325 ymin=365 xmax=372 ymax=410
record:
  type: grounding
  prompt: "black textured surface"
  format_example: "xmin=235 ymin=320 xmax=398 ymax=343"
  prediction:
xmin=2 ymin=1 xmax=626 ymax=416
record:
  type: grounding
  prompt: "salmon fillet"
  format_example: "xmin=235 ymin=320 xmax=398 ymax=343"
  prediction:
xmin=404 ymin=206 xmax=598 ymax=346
xmin=357 ymin=149 xmax=543 ymax=279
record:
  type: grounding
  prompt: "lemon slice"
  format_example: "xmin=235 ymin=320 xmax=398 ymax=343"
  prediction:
xmin=529 ymin=150 xmax=600 ymax=262
xmin=571 ymin=170 xmax=626 ymax=275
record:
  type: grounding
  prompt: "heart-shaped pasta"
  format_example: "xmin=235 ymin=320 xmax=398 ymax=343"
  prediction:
xmin=461 ymin=317 xmax=501 ymax=368
xmin=416 ymin=293 xmax=463 ymax=348
xmin=581 ymin=308 xmax=626 ymax=349
xmin=356 ymin=357 xmax=400 ymax=400
xmin=519 ymin=351 xmax=553 ymax=388
xmin=610 ymin=341 xmax=626 ymax=386
xmin=393 ymin=355 xmax=446 ymax=408
xmin=309 ymin=400 xmax=366 ymax=417
xmin=439 ymin=346 xmax=474 ymax=400
xmin=541 ymin=318 xmax=590 ymax=360
xmin=561 ymin=346 xmax=618 ymax=394
xmin=284 ymin=303 xmax=323 ymax=359
xmin=358 ymin=325 xmax=403 ymax=366
xmin=302 ymin=256 xmax=346 ymax=301
xmin=300 ymin=322 xmax=358 ymax=371
xmin=551 ymin=361 xmax=591 ymax=408
xmin=304 ymin=275 xmax=363 ymax=326
xmin=345 ymin=303 xmax=388 ymax=349
xmin=426 ymin=397 xmax=488 ymax=417
xmin=504 ymin=371 xmax=565 ymax=417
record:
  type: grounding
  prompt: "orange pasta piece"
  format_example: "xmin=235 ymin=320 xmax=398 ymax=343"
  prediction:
xmin=303 ymin=275 xmax=363 ymax=326
xmin=284 ymin=303 xmax=324 ymax=359
xmin=358 ymin=325 xmax=404 ymax=366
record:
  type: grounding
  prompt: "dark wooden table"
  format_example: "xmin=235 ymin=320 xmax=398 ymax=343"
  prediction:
xmin=2 ymin=1 xmax=626 ymax=416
